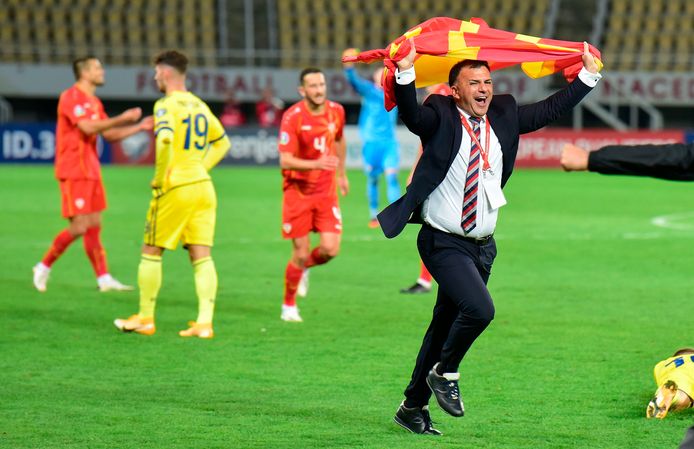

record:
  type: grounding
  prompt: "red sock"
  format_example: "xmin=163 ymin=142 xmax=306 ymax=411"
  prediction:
xmin=41 ymin=229 xmax=76 ymax=267
xmin=305 ymin=247 xmax=329 ymax=268
xmin=83 ymin=226 xmax=109 ymax=277
xmin=283 ymin=262 xmax=304 ymax=306
xmin=419 ymin=261 xmax=432 ymax=283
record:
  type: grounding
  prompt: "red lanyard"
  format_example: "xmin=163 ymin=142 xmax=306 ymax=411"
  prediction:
xmin=460 ymin=114 xmax=491 ymax=171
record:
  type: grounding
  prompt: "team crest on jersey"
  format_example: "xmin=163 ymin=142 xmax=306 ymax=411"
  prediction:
xmin=328 ymin=122 xmax=336 ymax=133
xmin=73 ymin=105 xmax=85 ymax=117
xmin=282 ymin=222 xmax=292 ymax=234
xmin=332 ymin=207 xmax=342 ymax=222
xmin=280 ymin=131 xmax=290 ymax=145
xmin=156 ymin=108 xmax=167 ymax=117
xmin=75 ymin=198 xmax=85 ymax=209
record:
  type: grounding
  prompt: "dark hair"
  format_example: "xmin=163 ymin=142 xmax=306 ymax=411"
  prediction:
xmin=673 ymin=348 xmax=694 ymax=357
xmin=72 ymin=56 xmax=98 ymax=80
xmin=448 ymin=60 xmax=491 ymax=86
xmin=154 ymin=50 xmax=188 ymax=74
xmin=299 ymin=67 xmax=323 ymax=85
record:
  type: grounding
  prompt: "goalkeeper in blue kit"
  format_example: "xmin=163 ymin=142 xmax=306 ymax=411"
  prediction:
xmin=342 ymin=48 xmax=401 ymax=228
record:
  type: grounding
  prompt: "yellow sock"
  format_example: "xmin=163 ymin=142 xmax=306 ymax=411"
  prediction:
xmin=193 ymin=256 xmax=217 ymax=324
xmin=138 ymin=254 xmax=162 ymax=319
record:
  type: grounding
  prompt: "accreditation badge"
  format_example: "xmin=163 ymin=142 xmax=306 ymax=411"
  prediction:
xmin=482 ymin=170 xmax=507 ymax=210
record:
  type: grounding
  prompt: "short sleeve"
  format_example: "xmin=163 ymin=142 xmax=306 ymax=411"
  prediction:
xmin=278 ymin=110 xmax=298 ymax=154
xmin=58 ymin=91 xmax=87 ymax=126
xmin=335 ymin=104 xmax=345 ymax=141
xmin=153 ymin=100 xmax=175 ymax=142
xmin=207 ymin=112 xmax=226 ymax=145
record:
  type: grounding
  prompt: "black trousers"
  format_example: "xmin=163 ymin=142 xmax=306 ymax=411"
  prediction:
xmin=404 ymin=225 xmax=497 ymax=407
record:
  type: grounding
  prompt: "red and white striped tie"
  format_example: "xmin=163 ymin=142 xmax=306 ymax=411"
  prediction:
xmin=461 ymin=116 xmax=482 ymax=233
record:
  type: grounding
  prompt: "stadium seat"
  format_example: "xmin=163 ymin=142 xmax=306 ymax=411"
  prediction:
xmin=4 ymin=0 xmax=558 ymax=68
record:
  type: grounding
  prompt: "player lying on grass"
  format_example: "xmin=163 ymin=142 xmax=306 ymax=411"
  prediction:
xmin=647 ymin=348 xmax=694 ymax=419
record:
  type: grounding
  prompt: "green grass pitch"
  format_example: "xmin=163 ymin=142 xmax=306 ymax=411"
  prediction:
xmin=1 ymin=165 xmax=693 ymax=448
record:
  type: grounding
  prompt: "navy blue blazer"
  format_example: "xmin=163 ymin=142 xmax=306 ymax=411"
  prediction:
xmin=378 ymin=77 xmax=594 ymax=238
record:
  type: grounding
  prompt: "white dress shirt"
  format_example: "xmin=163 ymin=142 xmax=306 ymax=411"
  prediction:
xmin=421 ymin=109 xmax=503 ymax=238
xmin=395 ymin=65 xmax=601 ymax=238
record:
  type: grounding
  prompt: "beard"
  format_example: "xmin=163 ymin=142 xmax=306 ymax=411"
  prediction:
xmin=305 ymin=94 xmax=326 ymax=109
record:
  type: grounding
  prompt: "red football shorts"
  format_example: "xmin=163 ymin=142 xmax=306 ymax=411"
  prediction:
xmin=59 ymin=178 xmax=107 ymax=218
xmin=281 ymin=188 xmax=342 ymax=239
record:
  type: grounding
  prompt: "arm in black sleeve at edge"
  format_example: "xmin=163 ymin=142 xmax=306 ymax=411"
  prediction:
xmin=394 ymin=80 xmax=441 ymax=140
xmin=517 ymin=76 xmax=594 ymax=134
xmin=588 ymin=143 xmax=694 ymax=181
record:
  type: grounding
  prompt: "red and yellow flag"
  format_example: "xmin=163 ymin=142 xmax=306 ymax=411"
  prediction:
xmin=341 ymin=17 xmax=603 ymax=110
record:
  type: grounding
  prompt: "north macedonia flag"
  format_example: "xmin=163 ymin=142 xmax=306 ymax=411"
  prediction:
xmin=341 ymin=17 xmax=603 ymax=110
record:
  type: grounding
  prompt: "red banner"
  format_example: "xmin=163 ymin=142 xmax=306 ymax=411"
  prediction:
xmin=517 ymin=129 xmax=685 ymax=167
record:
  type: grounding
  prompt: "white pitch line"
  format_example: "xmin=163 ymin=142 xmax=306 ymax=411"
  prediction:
xmin=651 ymin=211 xmax=694 ymax=231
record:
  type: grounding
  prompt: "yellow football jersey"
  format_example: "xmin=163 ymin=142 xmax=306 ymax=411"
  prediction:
xmin=654 ymin=353 xmax=694 ymax=398
xmin=152 ymin=90 xmax=230 ymax=192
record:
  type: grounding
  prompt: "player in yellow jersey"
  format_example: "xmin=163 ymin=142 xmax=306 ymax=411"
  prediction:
xmin=114 ymin=50 xmax=231 ymax=338
xmin=647 ymin=348 xmax=694 ymax=419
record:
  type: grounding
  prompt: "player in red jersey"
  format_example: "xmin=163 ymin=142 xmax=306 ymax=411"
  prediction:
xmin=399 ymin=84 xmax=452 ymax=294
xmin=33 ymin=56 xmax=153 ymax=293
xmin=278 ymin=67 xmax=348 ymax=322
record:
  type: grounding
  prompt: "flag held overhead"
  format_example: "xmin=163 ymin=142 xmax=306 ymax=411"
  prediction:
xmin=341 ymin=17 xmax=603 ymax=111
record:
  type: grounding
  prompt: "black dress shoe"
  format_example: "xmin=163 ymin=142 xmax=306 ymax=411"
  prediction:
xmin=426 ymin=363 xmax=465 ymax=417
xmin=420 ymin=406 xmax=443 ymax=435
xmin=393 ymin=403 xmax=442 ymax=435
xmin=399 ymin=282 xmax=431 ymax=294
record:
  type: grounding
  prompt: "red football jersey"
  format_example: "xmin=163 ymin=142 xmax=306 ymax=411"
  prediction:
xmin=54 ymin=85 xmax=108 ymax=180
xmin=278 ymin=100 xmax=345 ymax=195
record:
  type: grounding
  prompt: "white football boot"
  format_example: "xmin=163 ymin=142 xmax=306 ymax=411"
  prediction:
xmin=297 ymin=269 xmax=310 ymax=298
xmin=281 ymin=304 xmax=303 ymax=322
xmin=98 ymin=274 xmax=134 ymax=292
xmin=32 ymin=263 xmax=51 ymax=292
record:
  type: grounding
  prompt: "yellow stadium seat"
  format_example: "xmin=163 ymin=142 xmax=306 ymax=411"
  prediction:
xmin=623 ymin=34 xmax=637 ymax=51
xmin=644 ymin=19 xmax=660 ymax=34
xmin=346 ymin=0 xmax=361 ymax=11
xmin=512 ymin=15 xmax=528 ymax=34
xmin=611 ymin=0 xmax=627 ymax=15
xmin=647 ymin=0 xmax=664 ymax=14
xmin=618 ymin=53 xmax=636 ymax=71
xmin=665 ymin=0 xmax=681 ymax=14
xmin=0 ymin=28 xmax=13 ymax=58
xmin=350 ymin=15 xmax=366 ymax=49
xmin=608 ymin=13 xmax=624 ymax=30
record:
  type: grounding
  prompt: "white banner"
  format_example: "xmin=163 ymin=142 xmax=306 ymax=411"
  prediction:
xmin=593 ymin=72 xmax=694 ymax=106
xmin=0 ymin=63 xmax=541 ymax=104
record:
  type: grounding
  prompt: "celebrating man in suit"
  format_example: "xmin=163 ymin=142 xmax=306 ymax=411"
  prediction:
xmin=380 ymin=41 xmax=602 ymax=435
